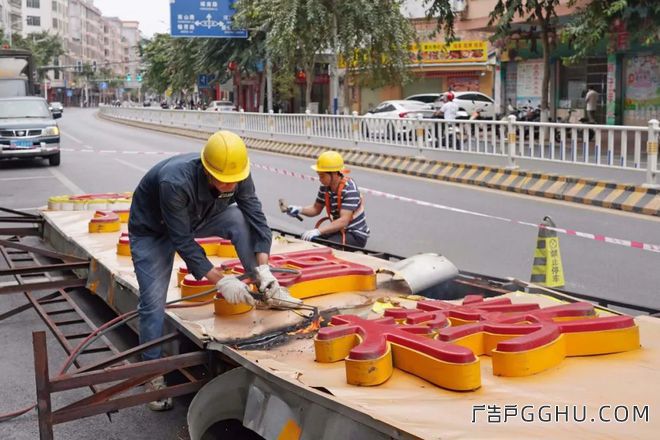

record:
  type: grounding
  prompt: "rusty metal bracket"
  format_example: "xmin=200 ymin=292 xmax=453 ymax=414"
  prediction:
xmin=33 ymin=331 xmax=210 ymax=440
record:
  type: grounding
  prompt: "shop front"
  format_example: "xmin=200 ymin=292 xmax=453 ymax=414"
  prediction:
xmin=354 ymin=40 xmax=494 ymax=114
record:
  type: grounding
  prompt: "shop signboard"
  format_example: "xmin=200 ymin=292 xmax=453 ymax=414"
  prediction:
xmin=411 ymin=40 xmax=487 ymax=64
xmin=516 ymin=60 xmax=543 ymax=107
xmin=339 ymin=40 xmax=488 ymax=68
xmin=624 ymin=54 xmax=659 ymax=123
xmin=606 ymin=55 xmax=617 ymax=125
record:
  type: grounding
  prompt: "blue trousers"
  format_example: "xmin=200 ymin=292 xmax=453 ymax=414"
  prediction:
xmin=130 ymin=205 xmax=259 ymax=360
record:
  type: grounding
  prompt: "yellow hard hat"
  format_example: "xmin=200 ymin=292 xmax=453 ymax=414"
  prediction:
xmin=200 ymin=131 xmax=250 ymax=183
xmin=311 ymin=151 xmax=345 ymax=172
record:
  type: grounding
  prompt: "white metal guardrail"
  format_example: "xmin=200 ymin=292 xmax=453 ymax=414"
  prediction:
xmin=100 ymin=106 xmax=659 ymax=186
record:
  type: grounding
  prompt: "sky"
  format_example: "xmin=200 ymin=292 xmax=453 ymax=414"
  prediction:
xmin=92 ymin=0 xmax=170 ymax=38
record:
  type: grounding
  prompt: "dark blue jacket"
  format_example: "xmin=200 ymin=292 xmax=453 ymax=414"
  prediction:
xmin=128 ymin=153 xmax=271 ymax=279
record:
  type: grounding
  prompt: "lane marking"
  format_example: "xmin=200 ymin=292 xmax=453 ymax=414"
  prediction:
xmin=0 ymin=176 xmax=55 ymax=182
xmin=48 ymin=167 xmax=86 ymax=194
xmin=55 ymin=147 xmax=660 ymax=253
xmin=61 ymin=132 xmax=84 ymax=144
xmin=114 ymin=158 xmax=149 ymax=173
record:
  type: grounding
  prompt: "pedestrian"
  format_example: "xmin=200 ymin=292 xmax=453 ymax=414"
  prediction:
xmin=284 ymin=151 xmax=370 ymax=248
xmin=128 ymin=130 xmax=300 ymax=411
xmin=433 ymin=92 xmax=460 ymax=149
xmin=585 ymin=87 xmax=599 ymax=123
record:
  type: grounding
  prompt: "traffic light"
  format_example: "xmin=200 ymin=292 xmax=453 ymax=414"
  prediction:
xmin=126 ymin=73 xmax=132 ymax=81
xmin=92 ymin=61 xmax=97 ymax=73
xmin=136 ymin=73 xmax=142 ymax=82
xmin=76 ymin=60 xmax=83 ymax=73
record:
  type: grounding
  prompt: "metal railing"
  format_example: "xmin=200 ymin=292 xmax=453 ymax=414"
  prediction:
xmin=99 ymin=106 xmax=659 ymax=186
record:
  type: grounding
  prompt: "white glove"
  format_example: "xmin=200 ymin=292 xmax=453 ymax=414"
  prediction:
xmin=216 ymin=277 xmax=255 ymax=305
xmin=255 ymin=264 xmax=279 ymax=297
xmin=286 ymin=205 xmax=302 ymax=218
xmin=301 ymin=228 xmax=321 ymax=241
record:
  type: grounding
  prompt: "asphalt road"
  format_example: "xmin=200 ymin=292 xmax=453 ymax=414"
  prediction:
xmin=5 ymin=107 xmax=656 ymax=308
xmin=0 ymin=107 xmax=658 ymax=437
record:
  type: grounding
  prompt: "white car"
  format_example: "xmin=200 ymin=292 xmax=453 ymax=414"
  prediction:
xmin=362 ymin=100 xmax=434 ymax=139
xmin=406 ymin=92 xmax=496 ymax=119
xmin=205 ymin=100 xmax=236 ymax=112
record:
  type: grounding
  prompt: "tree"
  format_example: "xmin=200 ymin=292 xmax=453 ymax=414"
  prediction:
xmin=139 ymin=34 xmax=201 ymax=96
xmin=426 ymin=1 xmax=561 ymax=120
xmin=235 ymin=0 xmax=416 ymax=112
xmin=11 ymin=32 xmax=65 ymax=81
xmin=489 ymin=1 xmax=560 ymax=121
xmin=562 ymin=0 xmax=660 ymax=63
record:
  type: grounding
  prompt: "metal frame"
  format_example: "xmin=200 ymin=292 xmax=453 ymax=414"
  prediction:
xmin=1 ymin=208 xmax=213 ymax=439
xmin=32 ymin=331 xmax=210 ymax=440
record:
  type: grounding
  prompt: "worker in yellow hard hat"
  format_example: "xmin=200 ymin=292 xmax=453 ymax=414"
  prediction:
xmin=128 ymin=130 xmax=300 ymax=411
xmin=283 ymin=151 xmax=370 ymax=247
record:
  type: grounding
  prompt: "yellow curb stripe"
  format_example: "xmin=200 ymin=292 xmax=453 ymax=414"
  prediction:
xmin=641 ymin=196 xmax=660 ymax=214
xmin=620 ymin=190 xmax=647 ymax=212
xmin=461 ymin=167 xmax=479 ymax=181
xmin=499 ymin=173 xmax=519 ymax=187
xmin=564 ymin=181 xmax=587 ymax=200
xmin=583 ymin=183 xmax=607 ymax=203
xmin=602 ymin=188 xmax=626 ymax=207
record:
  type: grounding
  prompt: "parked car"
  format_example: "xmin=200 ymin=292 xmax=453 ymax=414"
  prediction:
xmin=362 ymin=100 xmax=434 ymax=139
xmin=0 ymin=97 xmax=61 ymax=166
xmin=205 ymin=100 xmax=236 ymax=112
xmin=407 ymin=91 xmax=496 ymax=119
xmin=48 ymin=101 xmax=63 ymax=117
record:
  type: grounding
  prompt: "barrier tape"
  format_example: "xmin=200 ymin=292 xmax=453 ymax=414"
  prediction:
xmin=252 ymin=163 xmax=660 ymax=255
xmin=58 ymin=148 xmax=660 ymax=254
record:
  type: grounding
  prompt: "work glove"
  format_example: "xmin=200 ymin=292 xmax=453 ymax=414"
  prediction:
xmin=216 ymin=277 xmax=255 ymax=306
xmin=286 ymin=205 xmax=302 ymax=218
xmin=268 ymin=286 xmax=304 ymax=308
xmin=301 ymin=229 xmax=321 ymax=241
xmin=255 ymin=264 xmax=280 ymax=297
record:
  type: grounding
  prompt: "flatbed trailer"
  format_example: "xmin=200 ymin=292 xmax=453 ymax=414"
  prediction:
xmin=12 ymin=206 xmax=660 ymax=439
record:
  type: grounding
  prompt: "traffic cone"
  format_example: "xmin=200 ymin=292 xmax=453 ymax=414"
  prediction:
xmin=530 ymin=216 xmax=565 ymax=288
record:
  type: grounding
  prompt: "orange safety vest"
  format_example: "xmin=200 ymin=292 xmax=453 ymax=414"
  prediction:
xmin=314 ymin=177 xmax=364 ymax=245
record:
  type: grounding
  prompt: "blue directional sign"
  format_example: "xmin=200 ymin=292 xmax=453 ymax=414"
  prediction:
xmin=66 ymin=89 xmax=73 ymax=97
xmin=197 ymin=73 xmax=215 ymax=88
xmin=99 ymin=82 xmax=108 ymax=90
xmin=170 ymin=0 xmax=247 ymax=38
xmin=198 ymin=74 xmax=209 ymax=88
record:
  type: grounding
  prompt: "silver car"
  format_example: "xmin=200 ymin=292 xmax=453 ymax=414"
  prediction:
xmin=0 ymin=97 xmax=61 ymax=166
xmin=362 ymin=100 xmax=434 ymax=140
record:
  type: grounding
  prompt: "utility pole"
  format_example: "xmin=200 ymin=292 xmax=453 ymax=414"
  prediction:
xmin=266 ymin=55 xmax=273 ymax=112
xmin=329 ymin=6 xmax=339 ymax=115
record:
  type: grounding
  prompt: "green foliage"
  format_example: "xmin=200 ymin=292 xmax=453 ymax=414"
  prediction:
xmin=10 ymin=32 xmax=65 ymax=80
xmin=423 ymin=0 xmax=457 ymax=41
xmin=235 ymin=0 xmax=416 ymax=104
xmin=562 ymin=0 xmax=660 ymax=62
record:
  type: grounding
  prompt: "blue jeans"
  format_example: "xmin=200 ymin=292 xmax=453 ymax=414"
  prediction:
xmin=130 ymin=205 xmax=260 ymax=360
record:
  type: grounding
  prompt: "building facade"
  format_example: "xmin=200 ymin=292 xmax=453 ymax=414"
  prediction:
xmin=120 ymin=20 xmax=141 ymax=95
xmin=102 ymin=16 xmax=123 ymax=77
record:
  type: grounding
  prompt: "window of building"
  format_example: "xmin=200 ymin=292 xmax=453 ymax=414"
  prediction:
xmin=52 ymin=1 xmax=57 ymax=12
xmin=27 ymin=0 xmax=40 ymax=8
xmin=27 ymin=16 xmax=41 ymax=26
xmin=52 ymin=18 xmax=58 ymax=29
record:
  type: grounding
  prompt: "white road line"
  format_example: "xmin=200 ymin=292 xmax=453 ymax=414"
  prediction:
xmin=114 ymin=158 xmax=149 ymax=173
xmin=48 ymin=167 xmax=86 ymax=194
xmin=82 ymin=144 xmax=93 ymax=150
xmin=61 ymin=132 xmax=84 ymax=144
xmin=0 ymin=176 xmax=55 ymax=182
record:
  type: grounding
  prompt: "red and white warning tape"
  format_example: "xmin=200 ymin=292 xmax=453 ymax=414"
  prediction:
xmin=58 ymin=148 xmax=660 ymax=254
xmin=252 ymin=163 xmax=660 ymax=254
